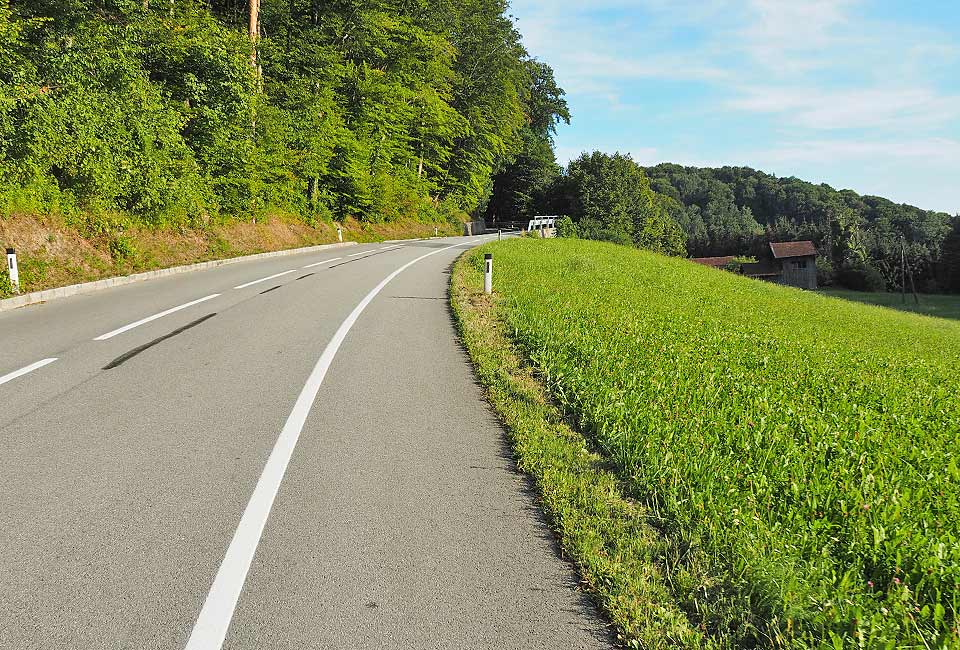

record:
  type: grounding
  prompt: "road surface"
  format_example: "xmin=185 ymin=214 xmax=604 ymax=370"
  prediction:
xmin=0 ymin=235 xmax=611 ymax=649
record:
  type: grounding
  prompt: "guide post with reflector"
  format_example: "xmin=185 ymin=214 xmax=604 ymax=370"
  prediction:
xmin=6 ymin=248 xmax=19 ymax=294
xmin=484 ymin=253 xmax=493 ymax=295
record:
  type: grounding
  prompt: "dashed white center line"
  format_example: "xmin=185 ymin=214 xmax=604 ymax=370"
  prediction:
xmin=233 ymin=270 xmax=296 ymax=290
xmin=0 ymin=358 xmax=58 ymax=387
xmin=183 ymin=241 xmax=468 ymax=650
xmin=93 ymin=294 xmax=221 ymax=341
xmin=346 ymin=251 xmax=369 ymax=257
xmin=302 ymin=257 xmax=342 ymax=269
xmin=379 ymin=245 xmax=401 ymax=251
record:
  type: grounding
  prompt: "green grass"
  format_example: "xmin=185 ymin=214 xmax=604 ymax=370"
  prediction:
xmin=820 ymin=289 xmax=960 ymax=321
xmin=452 ymin=238 xmax=960 ymax=649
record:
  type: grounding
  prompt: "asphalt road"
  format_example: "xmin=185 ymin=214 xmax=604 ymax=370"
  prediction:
xmin=0 ymin=235 xmax=611 ymax=649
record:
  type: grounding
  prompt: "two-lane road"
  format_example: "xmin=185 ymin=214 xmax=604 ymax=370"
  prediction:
xmin=0 ymin=236 xmax=610 ymax=649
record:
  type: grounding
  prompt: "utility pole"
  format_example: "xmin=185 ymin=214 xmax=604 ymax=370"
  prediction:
xmin=249 ymin=0 xmax=261 ymax=223
xmin=901 ymin=241 xmax=906 ymax=304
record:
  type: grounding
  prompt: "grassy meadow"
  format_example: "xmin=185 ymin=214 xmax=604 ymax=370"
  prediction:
xmin=452 ymin=237 xmax=960 ymax=648
xmin=820 ymin=289 xmax=960 ymax=321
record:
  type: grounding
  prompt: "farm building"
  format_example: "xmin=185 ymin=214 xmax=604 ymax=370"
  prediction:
xmin=768 ymin=241 xmax=818 ymax=289
xmin=692 ymin=241 xmax=819 ymax=290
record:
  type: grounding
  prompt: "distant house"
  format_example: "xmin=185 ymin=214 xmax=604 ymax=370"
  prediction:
xmin=692 ymin=241 xmax=818 ymax=290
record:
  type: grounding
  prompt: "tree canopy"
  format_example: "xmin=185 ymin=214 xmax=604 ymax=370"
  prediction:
xmin=0 ymin=0 xmax=567 ymax=226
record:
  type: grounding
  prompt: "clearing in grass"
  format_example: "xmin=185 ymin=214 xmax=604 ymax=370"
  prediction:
xmin=452 ymin=237 xmax=960 ymax=649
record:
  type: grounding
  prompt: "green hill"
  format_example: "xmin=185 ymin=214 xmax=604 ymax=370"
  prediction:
xmin=453 ymin=237 xmax=960 ymax=649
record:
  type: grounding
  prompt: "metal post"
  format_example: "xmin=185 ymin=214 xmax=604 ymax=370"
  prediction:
xmin=901 ymin=241 xmax=906 ymax=304
xmin=484 ymin=253 xmax=493 ymax=295
xmin=6 ymin=247 xmax=20 ymax=294
xmin=337 ymin=225 xmax=343 ymax=243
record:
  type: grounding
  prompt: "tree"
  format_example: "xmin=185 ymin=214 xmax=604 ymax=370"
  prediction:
xmin=556 ymin=152 xmax=685 ymax=255
xmin=484 ymin=60 xmax=569 ymax=224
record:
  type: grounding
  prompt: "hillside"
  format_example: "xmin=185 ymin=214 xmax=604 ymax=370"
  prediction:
xmin=453 ymin=237 xmax=960 ymax=649
xmin=644 ymin=163 xmax=960 ymax=292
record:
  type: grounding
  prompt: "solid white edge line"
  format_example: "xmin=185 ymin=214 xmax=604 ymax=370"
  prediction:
xmin=93 ymin=294 xmax=222 ymax=341
xmin=0 ymin=358 xmax=58 ymax=387
xmin=302 ymin=257 xmax=342 ymax=269
xmin=183 ymin=241 xmax=468 ymax=650
xmin=233 ymin=270 xmax=297 ymax=290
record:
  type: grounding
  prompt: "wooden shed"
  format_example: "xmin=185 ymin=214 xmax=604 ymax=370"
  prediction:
xmin=769 ymin=241 xmax=817 ymax=290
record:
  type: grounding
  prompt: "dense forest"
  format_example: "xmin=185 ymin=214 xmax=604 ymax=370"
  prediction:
xmin=645 ymin=164 xmax=960 ymax=293
xmin=0 ymin=0 xmax=569 ymax=227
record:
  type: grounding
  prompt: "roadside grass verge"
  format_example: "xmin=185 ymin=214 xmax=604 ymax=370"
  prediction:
xmin=450 ymin=251 xmax=703 ymax=650
xmin=451 ymin=237 xmax=960 ymax=648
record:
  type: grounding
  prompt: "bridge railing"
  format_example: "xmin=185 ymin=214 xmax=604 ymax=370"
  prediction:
xmin=527 ymin=217 xmax=556 ymax=231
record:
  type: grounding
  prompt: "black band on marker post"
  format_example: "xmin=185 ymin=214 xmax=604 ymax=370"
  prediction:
xmin=5 ymin=248 xmax=13 ymax=255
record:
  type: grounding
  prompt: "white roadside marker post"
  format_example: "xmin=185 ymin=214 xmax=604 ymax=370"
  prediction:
xmin=435 ymin=226 xmax=439 ymax=237
xmin=6 ymin=247 xmax=19 ymax=294
xmin=484 ymin=253 xmax=493 ymax=295
xmin=337 ymin=224 xmax=343 ymax=242
xmin=498 ymin=229 xmax=502 ymax=241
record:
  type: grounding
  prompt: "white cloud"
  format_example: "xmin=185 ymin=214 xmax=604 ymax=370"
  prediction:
xmin=738 ymin=0 xmax=858 ymax=70
xmin=727 ymin=86 xmax=960 ymax=130
xmin=757 ymin=138 xmax=960 ymax=165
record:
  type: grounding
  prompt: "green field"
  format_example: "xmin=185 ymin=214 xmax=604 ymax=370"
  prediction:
xmin=821 ymin=289 xmax=960 ymax=321
xmin=453 ymin=238 xmax=960 ymax=648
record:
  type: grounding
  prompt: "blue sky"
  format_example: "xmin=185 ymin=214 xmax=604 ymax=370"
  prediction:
xmin=509 ymin=0 xmax=959 ymax=214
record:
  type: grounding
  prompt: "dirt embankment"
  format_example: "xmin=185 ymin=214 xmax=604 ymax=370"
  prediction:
xmin=0 ymin=213 xmax=460 ymax=297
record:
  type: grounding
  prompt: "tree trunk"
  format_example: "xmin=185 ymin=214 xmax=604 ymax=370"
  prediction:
xmin=249 ymin=0 xmax=260 ymax=69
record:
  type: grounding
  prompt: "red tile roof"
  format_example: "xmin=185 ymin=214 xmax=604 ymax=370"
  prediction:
xmin=691 ymin=256 xmax=737 ymax=268
xmin=770 ymin=241 xmax=817 ymax=259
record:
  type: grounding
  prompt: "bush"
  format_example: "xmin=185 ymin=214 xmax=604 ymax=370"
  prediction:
xmin=816 ymin=257 xmax=835 ymax=286
xmin=0 ymin=268 xmax=12 ymax=298
xmin=837 ymin=262 xmax=886 ymax=291
xmin=555 ymin=215 xmax=577 ymax=238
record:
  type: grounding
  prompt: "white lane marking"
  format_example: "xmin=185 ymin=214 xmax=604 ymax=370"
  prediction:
xmin=346 ymin=251 xmax=368 ymax=257
xmin=379 ymin=245 xmax=401 ymax=251
xmin=233 ymin=270 xmax=297 ymax=290
xmin=302 ymin=257 xmax=342 ymax=269
xmin=0 ymin=358 xmax=58 ymax=387
xmin=184 ymin=241 xmax=467 ymax=650
xmin=93 ymin=294 xmax=221 ymax=341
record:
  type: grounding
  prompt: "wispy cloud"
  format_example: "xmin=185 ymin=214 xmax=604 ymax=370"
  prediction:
xmin=728 ymin=86 xmax=960 ymax=131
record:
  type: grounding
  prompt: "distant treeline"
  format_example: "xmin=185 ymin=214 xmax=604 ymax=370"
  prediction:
xmin=0 ymin=0 xmax=568 ymax=226
xmin=645 ymin=164 xmax=960 ymax=293
xmin=497 ymin=153 xmax=960 ymax=293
